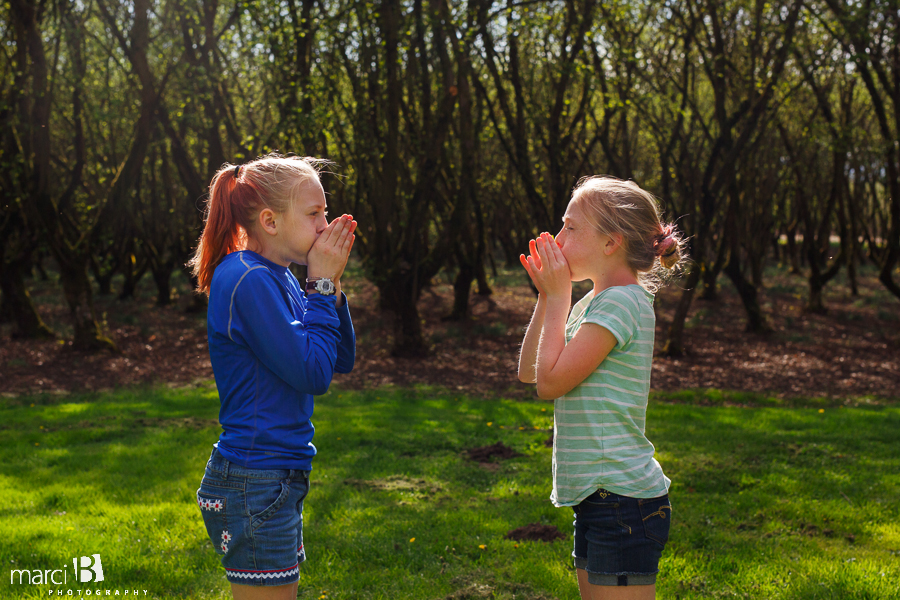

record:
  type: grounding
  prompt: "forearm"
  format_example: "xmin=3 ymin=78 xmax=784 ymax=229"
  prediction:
xmin=535 ymin=294 xmax=570 ymax=398
xmin=518 ymin=295 xmax=547 ymax=383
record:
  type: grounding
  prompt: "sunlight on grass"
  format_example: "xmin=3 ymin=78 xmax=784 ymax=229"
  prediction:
xmin=0 ymin=386 xmax=897 ymax=599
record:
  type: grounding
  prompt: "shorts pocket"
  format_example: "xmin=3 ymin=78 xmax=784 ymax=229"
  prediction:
xmin=577 ymin=498 xmax=632 ymax=536
xmin=247 ymin=480 xmax=291 ymax=532
xmin=196 ymin=488 xmax=229 ymax=555
xmin=639 ymin=495 xmax=671 ymax=546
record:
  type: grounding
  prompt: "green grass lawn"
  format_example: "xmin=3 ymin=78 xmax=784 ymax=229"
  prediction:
xmin=1 ymin=386 xmax=897 ymax=599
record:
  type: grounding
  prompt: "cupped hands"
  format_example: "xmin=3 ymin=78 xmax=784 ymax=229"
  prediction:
xmin=519 ymin=232 xmax=571 ymax=299
xmin=307 ymin=214 xmax=357 ymax=283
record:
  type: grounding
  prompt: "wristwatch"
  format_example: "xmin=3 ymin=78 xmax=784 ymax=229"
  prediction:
xmin=306 ymin=277 xmax=336 ymax=296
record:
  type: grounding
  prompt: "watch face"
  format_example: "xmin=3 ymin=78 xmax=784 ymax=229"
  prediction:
xmin=316 ymin=279 xmax=335 ymax=295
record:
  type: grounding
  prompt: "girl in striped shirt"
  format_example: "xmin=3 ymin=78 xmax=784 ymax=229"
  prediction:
xmin=518 ymin=177 xmax=684 ymax=600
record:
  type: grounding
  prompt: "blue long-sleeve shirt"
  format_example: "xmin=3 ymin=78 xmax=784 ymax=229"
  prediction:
xmin=207 ymin=250 xmax=355 ymax=470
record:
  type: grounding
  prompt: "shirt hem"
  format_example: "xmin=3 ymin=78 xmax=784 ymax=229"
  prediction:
xmin=215 ymin=441 xmax=315 ymax=471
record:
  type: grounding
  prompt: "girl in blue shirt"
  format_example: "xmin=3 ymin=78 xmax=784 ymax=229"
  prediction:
xmin=191 ymin=154 xmax=356 ymax=599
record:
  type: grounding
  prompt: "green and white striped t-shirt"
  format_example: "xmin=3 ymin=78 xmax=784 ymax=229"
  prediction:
xmin=550 ymin=284 xmax=670 ymax=507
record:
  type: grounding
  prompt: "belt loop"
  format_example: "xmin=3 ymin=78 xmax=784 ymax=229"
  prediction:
xmin=222 ymin=457 xmax=229 ymax=480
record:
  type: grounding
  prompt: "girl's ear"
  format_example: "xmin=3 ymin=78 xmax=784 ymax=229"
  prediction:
xmin=604 ymin=233 xmax=624 ymax=255
xmin=257 ymin=208 xmax=279 ymax=237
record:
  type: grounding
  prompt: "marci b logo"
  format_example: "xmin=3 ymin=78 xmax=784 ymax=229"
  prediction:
xmin=74 ymin=554 xmax=104 ymax=583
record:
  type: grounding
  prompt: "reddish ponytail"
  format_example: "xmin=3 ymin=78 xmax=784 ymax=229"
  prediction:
xmin=190 ymin=165 xmax=264 ymax=295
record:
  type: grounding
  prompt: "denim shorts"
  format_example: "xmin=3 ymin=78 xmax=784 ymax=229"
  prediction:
xmin=572 ymin=488 xmax=671 ymax=586
xmin=197 ymin=447 xmax=310 ymax=586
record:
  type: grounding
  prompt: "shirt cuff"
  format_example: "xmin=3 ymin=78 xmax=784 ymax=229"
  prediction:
xmin=306 ymin=291 xmax=340 ymax=315
xmin=336 ymin=291 xmax=351 ymax=319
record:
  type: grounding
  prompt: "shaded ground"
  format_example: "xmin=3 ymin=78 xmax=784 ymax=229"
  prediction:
xmin=1 ymin=262 xmax=898 ymax=401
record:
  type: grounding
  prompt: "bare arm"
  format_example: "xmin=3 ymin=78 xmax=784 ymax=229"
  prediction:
xmin=536 ymin=321 xmax=617 ymax=400
xmin=535 ymin=292 xmax=570 ymax=397
xmin=518 ymin=294 xmax=547 ymax=383
xmin=518 ymin=238 xmax=549 ymax=383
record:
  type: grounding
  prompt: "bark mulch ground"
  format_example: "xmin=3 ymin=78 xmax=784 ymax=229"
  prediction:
xmin=1 ymin=265 xmax=898 ymax=403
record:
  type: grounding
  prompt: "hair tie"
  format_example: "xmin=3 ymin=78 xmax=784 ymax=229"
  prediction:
xmin=654 ymin=225 xmax=677 ymax=258
xmin=234 ymin=165 xmax=241 ymax=178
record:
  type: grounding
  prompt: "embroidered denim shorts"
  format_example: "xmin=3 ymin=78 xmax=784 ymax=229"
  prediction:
xmin=572 ymin=488 xmax=671 ymax=586
xmin=197 ymin=447 xmax=310 ymax=586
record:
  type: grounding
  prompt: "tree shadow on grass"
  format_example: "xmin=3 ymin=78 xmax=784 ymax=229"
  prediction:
xmin=650 ymin=404 xmax=900 ymax=599
xmin=0 ymin=386 xmax=221 ymax=516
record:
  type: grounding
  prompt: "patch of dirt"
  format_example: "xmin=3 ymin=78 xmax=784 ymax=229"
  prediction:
xmin=800 ymin=523 xmax=835 ymax=538
xmin=438 ymin=574 xmax=557 ymax=600
xmin=464 ymin=442 xmax=523 ymax=463
xmin=441 ymin=583 xmax=495 ymax=600
xmin=505 ymin=523 xmax=566 ymax=543
xmin=1 ymin=264 xmax=898 ymax=402
xmin=344 ymin=476 xmax=441 ymax=496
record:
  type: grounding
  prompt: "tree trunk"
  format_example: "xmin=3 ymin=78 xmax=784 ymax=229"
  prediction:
xmin=878 ymin=244 xmax=900 ymax=300
xmin=750 ymin=243 xmax=766 ymax=289
xmin=723 ymin=257 xmax=770 ymax=333
xmin=807 ymin=275 xmax=826 ymax=314
xmin=383 ymin=273 xmax=429 ymax=358
xmin=447 ymin=261 xmax=474 ymax=321
xmin=661 ymin=264 xmax=702 ymax=357
xmin=0 ymin=258 xmax=54 ymax=339
xmin=699 ymin=264 xmax=718 ymax=301
xmin=119 ymin=243 xmax=148 ymax=301
xmin=785 ymin=224 xmax=801 ymax=274
xmin=722 ymin=182 xmax=770 ymax=333
xmin=90 ymin=255 xmax=115 ymax=296
xmin=698 ymin=232 xmax=729 ymax=301
xmin=847 ymin=253 xmax=859 ymax=296
xmin=58 ymin=257 xmax=117 ymax=351
xmin=0 ymin=290 xmax=10 ymax=324
xmin=151 ymin=261 xmax=174 ymax=306
xmin=33 ymin=250 xmax=49 ymax=281
xmin=475 ymin=259 xmax=492 ymax=296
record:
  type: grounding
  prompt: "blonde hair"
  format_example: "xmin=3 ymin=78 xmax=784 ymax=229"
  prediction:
xmin=572 ymin=176 xmax=685 ymax=293
xmin=190 ymin=153 xmax=330 ymax=295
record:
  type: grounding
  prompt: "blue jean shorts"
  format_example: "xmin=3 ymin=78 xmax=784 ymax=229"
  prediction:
xmin=572 ymin=488 xmax=671 ymax=586
xmin=197 ymin=447 xmax=310 ymax=586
